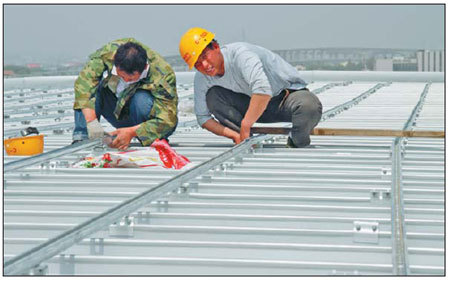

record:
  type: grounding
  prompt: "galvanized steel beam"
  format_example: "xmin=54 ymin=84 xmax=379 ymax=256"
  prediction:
xmin=321 ymin=82 xmax=389 ymax=121
xmin=4 ymin=112 xmax=73 ymax=124
xmin=390 ymin=83 xmax=432 ymax=275
xmin=4 ymin=122 xmax=75 ymax=138
xmin=251 ymin=127 xmax=444 ymax=138
xmin=4 ymin=139 xmax=100 ymax=173
xmin=390 ymin=140 xmax=407 ymax=275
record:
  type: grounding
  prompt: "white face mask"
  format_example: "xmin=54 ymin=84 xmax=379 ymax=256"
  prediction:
xmin=111 ymin=65 xmax=149 ymax=94
xmin=112 ymin=64 xmax=149 ymax=84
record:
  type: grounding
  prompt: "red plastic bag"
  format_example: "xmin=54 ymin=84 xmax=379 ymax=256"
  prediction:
xmin=151 ymin=139 xmax=190 ymax=169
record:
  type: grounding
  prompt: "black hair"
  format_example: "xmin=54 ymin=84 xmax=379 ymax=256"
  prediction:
xmin=205 ymin=39 xmax=219 ymax=50
xmin=113 ymin=42 xmax=148 ymax=74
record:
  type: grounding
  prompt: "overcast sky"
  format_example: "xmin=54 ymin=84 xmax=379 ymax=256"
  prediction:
xmin=4 ymin=4 xmax=444 ymax=63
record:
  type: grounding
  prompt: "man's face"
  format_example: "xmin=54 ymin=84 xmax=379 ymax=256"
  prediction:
xmin=116 ymin=67 xmax=141 ymax=83
xmin=194 ymin=43 xmax=224 ymax=77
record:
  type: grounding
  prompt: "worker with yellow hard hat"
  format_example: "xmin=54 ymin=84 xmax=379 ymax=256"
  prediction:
xmin=179 ymin=27 xmax=323 ymax=148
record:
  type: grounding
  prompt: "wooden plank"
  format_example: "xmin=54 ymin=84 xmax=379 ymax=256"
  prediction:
xmin=250 ymin=127 xmax=445 ymax=138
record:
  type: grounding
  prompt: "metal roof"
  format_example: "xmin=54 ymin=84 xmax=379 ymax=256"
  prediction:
xmin=3 ymin=71 xmax=444 ymax=276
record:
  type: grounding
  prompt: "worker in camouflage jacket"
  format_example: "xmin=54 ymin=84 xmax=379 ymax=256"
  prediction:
xmin=73 ymin=38 xmax=178 ymax=150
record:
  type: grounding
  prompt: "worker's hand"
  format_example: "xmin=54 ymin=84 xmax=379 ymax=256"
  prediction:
xmin=109 ymin=126 xmax=138 ymax=150
xmin=86 ymin=119 xmax=104 ymax=139
xmin=239 ymin=120 xmax=252 ymax=142
xmin=231 ymin=132 xmax=242 ymax=145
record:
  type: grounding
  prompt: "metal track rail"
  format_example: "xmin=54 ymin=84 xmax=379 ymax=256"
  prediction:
xmin=4 ymin=122 xmax=76 ymax=138
xmin=4 ymin=89 xmax=73 ymax=103
xmin=321 ymin=82 xmax=389 ymax=121
xmin=390 ymin=83 xmax=431 ymax=275
xmin=4 ymin=139 xmax=100 ymax=173
xmin=4 ymin=112 xmax=73 ymax=124
xmin=311 ymin=81 xmax=352 ymax=95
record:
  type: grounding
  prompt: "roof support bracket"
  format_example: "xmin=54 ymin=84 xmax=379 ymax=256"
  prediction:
xmin=59 ymin=254 xmax=75 ymax=275
xmin=136 ymin=211 xmax=151 ymax=225
xmin=27 ymin=264 xmax=48 ymax=276
xmin=371 ymin=189 xmax=391 ymax=204
xmin=89 ymin=238 xmax=104 ymax=255
xmin=109 ymin=216 xmax=134 ymax=238
xmin=353 ymin=221 xmax=379 ymax=244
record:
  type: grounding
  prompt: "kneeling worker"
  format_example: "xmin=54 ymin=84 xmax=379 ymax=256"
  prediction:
xmin=179 ymin=28 xmax=322 ymax=147
xmin=73 ymin=38 xmax=178 ymax=150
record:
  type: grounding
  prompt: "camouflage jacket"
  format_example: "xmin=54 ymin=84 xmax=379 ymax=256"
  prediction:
xmin=74 ymin=38 xmax=178 ymax=146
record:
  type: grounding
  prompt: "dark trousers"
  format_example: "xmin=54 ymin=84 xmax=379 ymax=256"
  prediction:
xmin=206 ymin=86 xmax=322 ymax=147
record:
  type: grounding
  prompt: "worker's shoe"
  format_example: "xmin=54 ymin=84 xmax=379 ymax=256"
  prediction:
xmin=286 ymin=137 xmax=311 ymax=148
xmin=286 ymin=137 xmax=297 ymax=148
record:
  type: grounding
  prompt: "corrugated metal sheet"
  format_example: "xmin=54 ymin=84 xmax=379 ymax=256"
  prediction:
xmin=3 ymin=72 xmax=444 ymax=275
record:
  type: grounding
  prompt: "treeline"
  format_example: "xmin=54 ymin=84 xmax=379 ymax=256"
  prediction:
xmin=4 ymin=65 xmax=43 ymax=75
xmin=4 ymin=65 xmax=82 ymax=77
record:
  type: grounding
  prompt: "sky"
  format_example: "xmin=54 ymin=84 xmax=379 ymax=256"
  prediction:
xmin=4 ymin=4 xmax=445 ymax=64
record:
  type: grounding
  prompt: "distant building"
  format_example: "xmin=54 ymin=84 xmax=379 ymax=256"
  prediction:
xmin=375 ymin=58 xmax=418 ymax=72
xmin=417 ymin=50 xmax=444 ymax=72
xmin=374 ymin=59 xmax=393 ymax=71
xmin=393 ymin=58 xmax=418 ymax=71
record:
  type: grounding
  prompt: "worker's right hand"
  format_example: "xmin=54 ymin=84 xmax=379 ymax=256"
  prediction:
xmin=86 ymin=119 xmax=104 ymax=139
xmin=231 ymin=132 xmax=242 ymax=145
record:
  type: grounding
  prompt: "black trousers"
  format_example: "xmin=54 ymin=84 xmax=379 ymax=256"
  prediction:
xmin=206 ymin=86 xmax=323 ymax=147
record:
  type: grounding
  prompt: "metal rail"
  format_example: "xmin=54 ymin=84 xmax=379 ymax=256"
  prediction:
xmin=4 ymin=89 xmax=72 ymax=103
xmin=251 ymin=127 xmax=444 ymax=138
xmin=321 ymin=82 xmax=389 ymax=121
xmin=390 ymin=83 xmax=431 ymax=275
xmin=311 ymin=81 xmax=352 ymax=95
xmin=390 ymin=140 xmax=407 ymax=275
xmin=4 ymin=112 xmax=73 ymax=124
xmin=4 ymin=122 xmax=76 ymax=138
xmin=4 ymin=139 xmax=100 ymax=173
xmin=4 ymin=116 xmax=199 ymax=138
xmin=4 ymin=105 xmax=73 ymax=116
xmin=4 ymin=97 xmax=74 ymax=112
xmin=4 ymin=134 xmax=271 ymax=275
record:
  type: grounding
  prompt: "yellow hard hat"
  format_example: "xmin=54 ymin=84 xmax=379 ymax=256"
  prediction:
xmin=4 ymin=134 xmax=44 ymax=156
xmin=179 ymin=27 xmax=215 ymax=69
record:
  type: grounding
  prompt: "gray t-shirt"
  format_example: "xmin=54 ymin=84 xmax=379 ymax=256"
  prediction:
xmin=194 ymin=42 xmax=307 ymax=126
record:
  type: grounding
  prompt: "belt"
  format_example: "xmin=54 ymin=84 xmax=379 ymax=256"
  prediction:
xmin=280 ymin=88 xmax=309 ymax=106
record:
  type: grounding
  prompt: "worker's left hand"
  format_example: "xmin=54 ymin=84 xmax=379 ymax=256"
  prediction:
xmin=109 ymin=127 xmax=136 ymax=150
